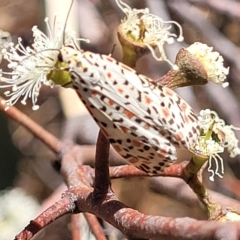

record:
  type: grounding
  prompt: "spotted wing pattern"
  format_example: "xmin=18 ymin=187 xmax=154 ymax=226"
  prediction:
xmin=60 ymin=46 xmax=200 ymax=175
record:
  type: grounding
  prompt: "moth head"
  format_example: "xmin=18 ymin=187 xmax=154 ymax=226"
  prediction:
xmin=47 ymin=52 xmax=72 ymax=88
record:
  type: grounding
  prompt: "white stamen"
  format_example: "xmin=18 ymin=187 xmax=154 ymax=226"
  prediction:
xmin=186 ymin=42 xmax=229 ymax=87
xmin=208 ymin=154 xmax=224 ymax=182
xmin=0 ymin=14 xmax=78 ymax=110
xmin=195 ymin=109 xmax=240 ymax=181
xmin=116 ymin=0 xmax=184 ymax=68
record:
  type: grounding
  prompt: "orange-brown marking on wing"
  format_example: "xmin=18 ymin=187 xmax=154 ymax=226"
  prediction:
xmin=108 ymin=99 xmax=115 ymax=106
xmin=106 ymin=56 xmax=114 ymax=62
xmin=132 ymin=140 xmax=142 ymax=147
xmin=107 ymin=72 xmax=112 ymax=78
xmin=113 ymin=145 xmax=122 ymax=153
xmin=91 ymin=90 xmax=98 ymax=96
xmin=118 ymin=88 xmax=124 ymax=94
xmin=143 ymin=123 xmax=150 ymax=130
xmin=162 ymin=108 xmax=170 ymax=118
xmin=158 ymin=149 xmax=167 ymax=158
xmin=120 ymin=126 xmax=128 ymax=133
xmin=129 ymin=157 xmax=139 ymax=164
xmin=123 ymin=109 xmax=134 ymax=119
xmin=175 ymin=132 xmax=184 ymax=141
xmin=180 ymin=102 xmax=187 ymax=111
xmin=145 ymin=95 xmax=152 ymax=104
xmin=164 ymin=88 xmax=174 ymax=97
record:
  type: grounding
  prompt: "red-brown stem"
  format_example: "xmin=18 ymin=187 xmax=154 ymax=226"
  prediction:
xmin=93 ymin=130 xmax=111 ymax=195
xmin=61 ymin=146 xmax=95 ymax=188
xmin=15 ymin=171 xmax=240 ymax=240
xmin=15 ymin=193 xmax=76 ymax=240
xmin=0 ymin=96 xmax=64 ymax=154
xmin=3 ymin=98 xmax=240 ymax=239
xmin=109 ymin=162 xmax=187 ymax=179
xmin=84 ymin=213 xmax=107 ymax=240
xmin=71 ymin=214 xmax=81 ymax=240
xmin=73 ymin=187 xmax=240 ymax=240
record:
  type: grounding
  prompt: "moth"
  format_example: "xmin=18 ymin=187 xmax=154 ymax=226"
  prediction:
xmin=0 ymin=0 xmax=200 ymax=175
xmin=56 ymin=46 xmax=200 ymax=175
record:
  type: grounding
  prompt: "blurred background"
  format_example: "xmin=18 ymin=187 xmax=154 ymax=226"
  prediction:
xmin=1 ymin=0 xmax=240 ymax=239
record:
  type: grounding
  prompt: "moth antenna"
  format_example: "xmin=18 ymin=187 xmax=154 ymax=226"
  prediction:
xmin=63 ymin=0 xmax=75 ymax=45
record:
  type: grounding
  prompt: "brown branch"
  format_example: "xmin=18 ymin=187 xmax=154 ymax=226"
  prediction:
xmin=71 ymin=213 xmax=106 ymax=240
xmin=14 ymin=160 xmax=240 ymax=240
xmin=110 ymin=165 xmax=148 ymax=178
xmin=3 ymin=97 xmax=240 ymax=239
xmin=71 ymin=214 xmax=81 ymax=240
xmin=109 ymin=158 xmax=225 ymax=220
xmin=109 ymin=162 xmax=187 ymax=179
xmin=0 ymin=96 xmax=63 ymax=154
xmin=15 ymin=192 xmax=76 ymax=240
xmin=33 ymin=185 xmax=240 ymax=240
xmin=61 ymin=151 xmax=94 ymax=188
xmin=10 ymin=138 xmax=240 ymax=240
xmin=84 ymin=213 xmax=107 ymax=240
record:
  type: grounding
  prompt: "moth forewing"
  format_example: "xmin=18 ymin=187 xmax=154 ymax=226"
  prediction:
xmin=78 ymin=50 xmax=200 ymax=148
xmin=58 ymin=46 xmax=200 ymax=174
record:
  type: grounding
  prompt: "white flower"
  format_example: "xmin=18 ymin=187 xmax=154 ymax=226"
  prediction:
xmin=116 ymin=0 xmax=183 ymax=69
xmin=0 ymin=15 xmax=77 ymax=110
xmin=0 ymin=188 xmax=39 ymax=240
xmin=186 ymin=42 xmax=229 ymax=88
xmin=193 ymin=109 xmax=240 ymax=181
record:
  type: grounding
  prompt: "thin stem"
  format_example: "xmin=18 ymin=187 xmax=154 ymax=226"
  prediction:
xmin=109 ymin=162 xmax=187 ymax=179
xmin=183 ymin=155 xmax=208 ymax=180
xmin=84 ymin=213 xmax=107 ymax=240
xmin=183 ymin=155 xmax=223 ymax=219
xmin=187 ymin=175 xmax=223 ymax=219
xmin=15 ymin=193 xmax=76 ymax=240
xmin=93 ymin=130 xmax=111 ymax=196
xmin=0 ymin=96 xmax=64 ymax=154
xmin=72 ymin=214 xmax=81 ymax=240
